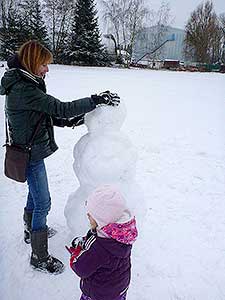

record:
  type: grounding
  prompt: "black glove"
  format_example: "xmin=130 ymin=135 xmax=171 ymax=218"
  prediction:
xmin=91 ymin=90 xmax=120 ymax=106
xmin=71 ymin=229 xmax=96 ymax=249
xmin=65 ymin=114 xmax=85 ymax=128
xmin=71 ymin=236 xmax=86 ymax=249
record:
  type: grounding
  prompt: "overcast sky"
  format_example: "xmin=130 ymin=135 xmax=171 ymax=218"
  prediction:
xmin=146 ymin=0 xmax=225 ymax=29
xmin=97 ymin=0 xmax=225 ymax=30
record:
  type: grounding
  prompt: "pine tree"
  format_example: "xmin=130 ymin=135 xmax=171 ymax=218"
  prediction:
xmin=0 ymin=0 xmax=49 ymax=59
xmin=0 ymin=2 xmax=29 ymax=59
xmin=68 ymin=0 xmax=109 ymax=66
xmin=20 ymin=0 xmax=50 ymax=47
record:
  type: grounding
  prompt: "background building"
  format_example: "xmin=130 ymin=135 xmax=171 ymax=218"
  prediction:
xmin=133 ymin=26 xmax=186 ymax=62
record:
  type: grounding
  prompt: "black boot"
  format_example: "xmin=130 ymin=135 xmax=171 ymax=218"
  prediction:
xmin=23 ymin=209 xmax=32 ymax=244
xmin=30 ymin=229 xmax=64 ymax=274
xmin=23 ymin=208 xmax=57 ymax=244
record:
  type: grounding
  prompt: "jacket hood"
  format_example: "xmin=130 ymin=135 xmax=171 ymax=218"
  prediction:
xmin=102 ymin=217 xmax=138 ymax=245
xmin=0 ymin=53 xmax=27 ymax=95
xmin=0 ymin=68 xmax=44 ymax=96
xmin=0 ymin=69 xmax=22 ymax=95
xmin=7 ymin=53 xmax=24 ymax=70
xmin=97 ymin=235 xmax=132 ymax=259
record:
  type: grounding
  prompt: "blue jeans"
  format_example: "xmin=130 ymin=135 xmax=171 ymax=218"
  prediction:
xmin=25 ymin=159 xmax=51 ymax=231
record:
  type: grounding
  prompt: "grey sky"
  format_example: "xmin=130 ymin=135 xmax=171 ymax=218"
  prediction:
xmin=148 ymin=0 xmax=225 ymax=29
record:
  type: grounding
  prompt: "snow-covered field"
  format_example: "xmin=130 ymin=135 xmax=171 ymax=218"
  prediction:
xmin=0 ymin=65 xmax=225 ymax=300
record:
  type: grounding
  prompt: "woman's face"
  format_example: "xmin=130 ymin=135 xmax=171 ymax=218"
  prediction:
xmin=36 ymin=64 xmax=49 ymax=78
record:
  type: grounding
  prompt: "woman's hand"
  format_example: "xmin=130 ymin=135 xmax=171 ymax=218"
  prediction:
xmin=65 ymin=114 xmax=85 ymax=128
xmin=91 ymin=90 xmax=120 ymax=106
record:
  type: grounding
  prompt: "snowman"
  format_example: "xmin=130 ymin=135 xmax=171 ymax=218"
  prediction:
xmin=64 ymin=99 xmax=144 ymax=236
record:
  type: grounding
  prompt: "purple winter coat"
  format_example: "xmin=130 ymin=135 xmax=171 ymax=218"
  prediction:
xmin=71 ymin=233 xmax=132 ymax=300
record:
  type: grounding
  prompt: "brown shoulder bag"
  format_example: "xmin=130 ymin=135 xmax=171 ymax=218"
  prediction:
xmin=4 ymin=113 xmax=45 ymax=183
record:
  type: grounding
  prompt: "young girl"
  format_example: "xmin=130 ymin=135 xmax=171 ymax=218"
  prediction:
xmin=68 ymin=184 xmax=138 ymax=300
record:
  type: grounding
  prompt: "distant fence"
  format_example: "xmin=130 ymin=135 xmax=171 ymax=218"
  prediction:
xmin=130 ymin=60 xmax=225 ymax=73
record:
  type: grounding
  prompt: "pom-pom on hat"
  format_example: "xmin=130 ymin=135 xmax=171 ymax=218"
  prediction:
xmin=86 ymin=185 xmax=130 ymax=229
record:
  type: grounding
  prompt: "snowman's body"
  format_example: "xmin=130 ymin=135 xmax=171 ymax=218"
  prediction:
xmin=64 ymin=101 xmax=143 ymax=235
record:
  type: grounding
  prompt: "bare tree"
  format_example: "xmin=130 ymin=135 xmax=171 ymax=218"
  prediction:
xmin=101 ymin=0 xmax=149 ymax=65
xmin=219 ymin=13 xmax=225 ymax=63
xmin=43 ymin=0 xmax=75 ymax=62
xmin=220 ymin=13 xmax=225 ymax=33
xmin=145 ymin=1 xmax=172 ymax=60
xmin=184 ymin=1 xmax=223 ymax=64
xmin=101 ymin=0 xmax=172 ymax=64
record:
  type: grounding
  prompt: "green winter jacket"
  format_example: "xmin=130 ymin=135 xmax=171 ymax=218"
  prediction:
xmin=0 ymin=68 xmax=96 ymax=161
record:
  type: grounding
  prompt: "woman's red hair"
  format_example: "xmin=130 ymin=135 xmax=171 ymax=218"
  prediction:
xmin=18 ymin=40 xmax=53 ymax=75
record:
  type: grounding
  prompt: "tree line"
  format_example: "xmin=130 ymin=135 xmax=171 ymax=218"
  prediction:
xmin=0 ymin=0 xmax=173 ymax=66
xmin=101 ymin=0 xmax=225 ymax=65
xmin=0 ymin=0 xmax=224 ymax=66
xmin=0 ymin=0 xmax=109 ymax=65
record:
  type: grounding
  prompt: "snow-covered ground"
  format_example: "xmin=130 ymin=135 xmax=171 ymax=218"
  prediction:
xmin=0 ymin=65 xmax=225 ymax=300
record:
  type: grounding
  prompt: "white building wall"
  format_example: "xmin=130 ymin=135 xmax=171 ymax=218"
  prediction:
xmin=134 ymin=26 xmax=186 ymax=62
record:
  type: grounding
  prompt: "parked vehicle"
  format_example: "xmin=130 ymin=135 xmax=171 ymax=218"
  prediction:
xmin=163 ymin=59 xmax=180 ymax=70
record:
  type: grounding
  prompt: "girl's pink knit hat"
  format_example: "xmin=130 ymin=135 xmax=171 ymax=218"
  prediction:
xmin=86 ymin=185 xmax=130 ymax=229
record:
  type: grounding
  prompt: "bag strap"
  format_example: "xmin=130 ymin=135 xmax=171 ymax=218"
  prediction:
xmin=27 ymin=113 xmax=45 ymax=149
xmin=5 ymin=118 xmax=10 ymax=145
xmin=5 ymin=113 xmax=45 ymax=150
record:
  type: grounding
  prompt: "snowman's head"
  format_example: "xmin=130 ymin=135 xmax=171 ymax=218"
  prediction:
xmin=85 ymin=99 xmax=126 ymax=133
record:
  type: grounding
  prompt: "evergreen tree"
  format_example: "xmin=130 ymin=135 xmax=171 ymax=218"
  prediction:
xmin=68 ymin=0 xmax=109 ymax=66
xmin=0 ymin=0 xmax=49 ymax=59
xmin=0 ymin=1 xmax=29 ymax=59
xmin=20 ymin=0 xmax=50 ymax=47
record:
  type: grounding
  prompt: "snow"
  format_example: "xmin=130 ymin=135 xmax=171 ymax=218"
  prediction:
xmin=0 ymin=65 xmax=225 ymax=300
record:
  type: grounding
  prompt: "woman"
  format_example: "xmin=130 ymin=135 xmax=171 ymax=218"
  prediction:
xmin=0 ymin=40 xmax=120 ymax=275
